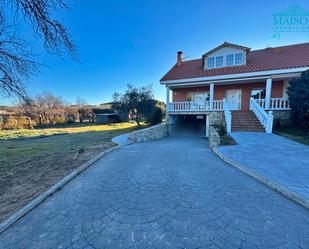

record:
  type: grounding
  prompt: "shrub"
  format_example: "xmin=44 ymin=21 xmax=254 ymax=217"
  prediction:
xmin=2 ymin=116 xmax=18 ymax=129
xmin=147 ymin=106 xmax=163 ymax=125
xmin=144 ymin=100 xmax=165 ymax=125
xmin=2 ymin=116 xmax=35 ymax=129
xmin=66 ymin=114 xmax=76 ymax=123
xmin=16 ymin=116 xmax=34 ymax=129
xmin=54 ymin=116 xmax=66 ymax=125
xmin=287 ymin=70 xmax=309 ymax=130
xmin=214 ymin=124 xmax=226 ymax=136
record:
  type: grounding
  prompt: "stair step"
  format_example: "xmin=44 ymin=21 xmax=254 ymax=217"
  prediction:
xmin=232 ymin=121 xmax=260 ymax=125
xmin=232 ymin=129 xmax=265 ymax=132
xmin=232 ymin=121 xmax=261 ymax=123
xmin=232 ymin=123 xmax=262 ymax=126
xmin=233 ymin=123 xmax=260 ymax=125
xmin=231 ymin=110 xmax=265 ymax=132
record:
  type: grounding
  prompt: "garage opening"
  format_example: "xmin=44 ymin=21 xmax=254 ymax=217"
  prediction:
xmin=170 ymin=114 xmax=208 ymax=137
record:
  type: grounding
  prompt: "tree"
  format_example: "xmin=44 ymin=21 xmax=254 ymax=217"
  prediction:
xmin=113 ymin=84 xmax=153 ymax=126
xmin=0 ymin=0 xmax=77 ymax=100
xmin=145 ymin=100 xmax=166 ymax=125
xmin=287 ymin=70 xmax=309 ymax=130
xmin=75 ymin=97 xmax=94 ymax=123
xmin=20 ymin=92 xmax=65 ymax=125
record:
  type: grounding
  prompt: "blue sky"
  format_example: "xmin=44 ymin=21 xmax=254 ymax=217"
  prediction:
xmin=2 ymin=0 xmax=309 ymax=105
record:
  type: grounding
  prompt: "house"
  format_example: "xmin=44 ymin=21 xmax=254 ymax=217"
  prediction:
xmin=160 ymin=42 xmax=309 ymax=136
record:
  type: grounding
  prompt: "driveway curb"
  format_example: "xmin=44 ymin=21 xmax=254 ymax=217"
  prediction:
xmin=0 ymin=141 xmax=133 ymax=234
xmin=212 ymin=147 xmax=309 ymax=210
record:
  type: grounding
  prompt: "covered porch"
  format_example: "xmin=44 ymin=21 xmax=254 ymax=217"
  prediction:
xmin=166 ymin=77 xmax=292 ymax=113
xmin=165 ymin=74 xmax=297 ymax=134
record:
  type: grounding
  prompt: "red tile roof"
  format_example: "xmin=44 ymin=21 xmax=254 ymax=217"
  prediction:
xmin=160 ymin=42 xmax=309 ymax=82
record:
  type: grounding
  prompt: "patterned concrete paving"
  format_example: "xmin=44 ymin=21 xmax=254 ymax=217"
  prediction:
xmin=218 ymin=132 xmax=309 ymax=202
xmin=0 ymin=137 xmax=309 ymax=249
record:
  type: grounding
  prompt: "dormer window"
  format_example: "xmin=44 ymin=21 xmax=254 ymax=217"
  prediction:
xmin=215 ymin=56 xmax=223 ymax=67
xmin=235 ymin=53 xmax=243 ymax=65
xmin=202 ymin=42 xmax=250 ymax=69
xmin=226 ymin=54 xmax=234 ymax=66
xmin=207 ymin=57 xmax=215 ymax=68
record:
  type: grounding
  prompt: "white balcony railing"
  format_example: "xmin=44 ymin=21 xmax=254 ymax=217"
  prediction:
xmin=269 ymin=98 xmax=290 ymax=110
xmin=168 ymin=98 xmax=290 ymax=113
xmin=168 ymin=100 xmax=223 ymax=112
xmin=250 ymin=98 xmax=274 ymax=133
xmin=256 ymin=98 xmax=290 ymax=110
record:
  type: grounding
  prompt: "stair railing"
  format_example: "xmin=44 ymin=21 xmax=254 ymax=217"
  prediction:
xmin=222 ymin=98 xmax=232 ymax=133
xmin=250 ymin=98 xmax=273 ymax=133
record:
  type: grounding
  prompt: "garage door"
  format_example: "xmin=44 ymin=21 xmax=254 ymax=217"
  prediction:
xmin=170 ymin=114 xmax=208 ymax=137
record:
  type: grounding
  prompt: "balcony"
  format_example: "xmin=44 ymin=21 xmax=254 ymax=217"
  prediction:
xmin=255 ymin=98 xmax=290 ymax=110
xmin=168 ymin=100 xmax=223 ymax=113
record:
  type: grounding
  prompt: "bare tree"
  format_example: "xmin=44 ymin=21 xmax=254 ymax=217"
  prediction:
xmin=75 ymin=97 xmax=94 ymax=123
xmin=0 ymin=0 xmax=77 ymax=100
xmin=36 ymin=92 xmax=65 ymax=124
xmin=20 ymin=92 xmax=65 ymax=125
xmin=0 ymin=20 xmax=36 ymax=100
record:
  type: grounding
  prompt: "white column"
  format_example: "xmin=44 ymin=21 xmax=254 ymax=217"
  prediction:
xmin=166 ymin=86 xmax=170 ymax=112
xmin=266 ymin=111 xmax=274 ymax=133
xmin=210 ymin=82 xmax=214 ymax=110
xmin=265 ymin=78 xmax=272 ymax=110
xmin=206 ymin=115 xmax=209 ymax=137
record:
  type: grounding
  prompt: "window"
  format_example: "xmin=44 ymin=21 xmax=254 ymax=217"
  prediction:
xmin=189 ymin=92 xmax=210 ymax=103
xmin=215 ymin=56 xmax=223 ymax=67
xmin=251 ymin=89 xmax=266 ymax=99
xmin=235 ymin=53 xmax=243 ymax=65
xmin=226 ymin=54 xmax=234 ymax=66
xmin=207 ymin=57 xmax=215 ymax=68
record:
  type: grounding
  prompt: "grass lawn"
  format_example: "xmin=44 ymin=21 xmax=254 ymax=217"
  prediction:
xmin=0 ymin=122 xmax=144 ymax=222
xmin=274 ymin=127 xmax=309 ymax=145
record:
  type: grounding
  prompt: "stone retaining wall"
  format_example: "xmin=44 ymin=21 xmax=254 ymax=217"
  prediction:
xmin=128 ymin=123 xmax=168 ymax=142
xmin=209 ymin=125 xmax=220 ymax=148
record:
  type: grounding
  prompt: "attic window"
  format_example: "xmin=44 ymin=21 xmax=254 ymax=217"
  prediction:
xmin=235 ymin=53 xmax=243 ymax=65
xmin=215 ymin=56 xmax=223 ymax=67
xmin=226 ymin=54 xmax=234 ymax=66
xmin=207 ymin=57 xmax=215 ymax=68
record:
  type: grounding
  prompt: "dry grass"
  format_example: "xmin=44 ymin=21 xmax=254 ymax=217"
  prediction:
xmin=0 ymin=122 xmax=138 ymax=139
xmin=0 ymin=122 xmax=143 ymax=222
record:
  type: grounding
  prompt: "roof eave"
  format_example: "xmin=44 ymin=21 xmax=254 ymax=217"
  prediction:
xmin=160 ymin=66 xmax=308 ymax=86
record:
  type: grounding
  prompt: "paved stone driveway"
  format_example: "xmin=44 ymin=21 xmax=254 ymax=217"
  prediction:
xmin=218 ymin=132 xmax=309 ymax=202
xmin=1 ymin=137 xmax=309 ymax=249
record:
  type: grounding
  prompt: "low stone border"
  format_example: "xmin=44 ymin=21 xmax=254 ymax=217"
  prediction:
xmin=128 ymin=123 xmax=168 ymax=142
xmin=0 ymin=143 xmax=129 ymax=234
xmin=212 ymin=147 xmax=309 ymax=210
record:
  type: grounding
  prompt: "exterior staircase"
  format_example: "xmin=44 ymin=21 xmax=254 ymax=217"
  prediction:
xmin=231 ymin=111 xmax=265 ymax=132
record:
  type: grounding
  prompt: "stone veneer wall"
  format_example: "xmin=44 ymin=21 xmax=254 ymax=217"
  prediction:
xmin=128 ymin=123 xmax=168 ymax=143
xmin=272 ymin=110 xmax=292 ymax=127
xmin=209 ymin=125 xmax=220 ymax=148
xmin=209 ymin=112 xmax=224 ymax=126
